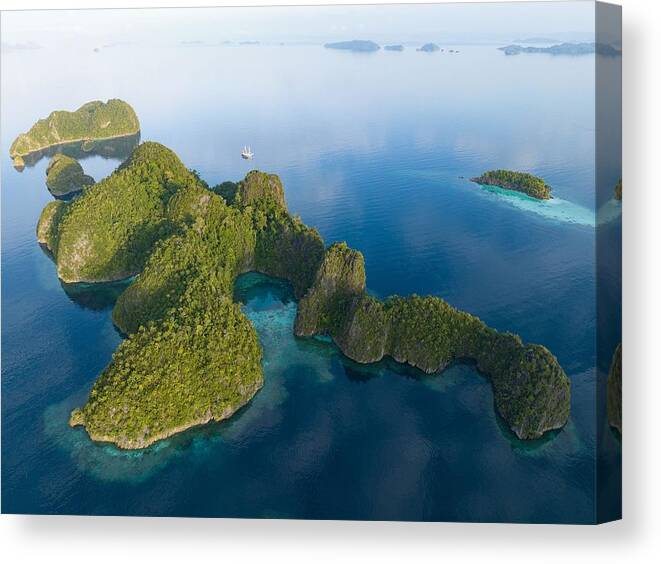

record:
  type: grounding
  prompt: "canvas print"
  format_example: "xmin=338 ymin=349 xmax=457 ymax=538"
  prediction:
xmin=1 ymin=1 xmax=622 ymax=523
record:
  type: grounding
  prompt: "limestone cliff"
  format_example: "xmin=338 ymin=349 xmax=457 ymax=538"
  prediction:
xmin=294 ymin=243 xmax=570 ymax=439
xmin=36 ymin=200 xmax=67 ymax=254
xmin=236 ymin=170 xmax=287 ymax=209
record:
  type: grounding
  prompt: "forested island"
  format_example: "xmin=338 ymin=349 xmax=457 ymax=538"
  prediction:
xmin=471 ymin=170 xmax=553 ymax=200
xmin=28 ymin=141 xmax=571 ymax=448
xmin=294 ymin=243 xmax=570 ymax=440
xmin=9 ymin=99 xmax=140 ymax=168
xmin=384 ymin=45 xmax=404 ymax=51
xmin=324 ymin=40 xmax=380 ymax=52
xmin=417 ymin=43 xmax=440 ymax=52
xmin=45 ymin=154 xmax=94 ymax=197
xmin=41 ymin=143 xmax=323 ymax=447
xmin=614 ymin=179 xmax=622 ymax=201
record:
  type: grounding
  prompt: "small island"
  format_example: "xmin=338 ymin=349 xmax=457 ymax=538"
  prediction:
xmin=471 ymin=170 xmax=553 ymax=200
xmin=614 ymin=178 xmax=622 ymax=201
xmin=30 ymin=142 xmax=572 ymax=447
xmin=384 ymin=44 xmax=404 ymax=51
xmin=417 ymin=43 xmax=440 ymax=52
xmin=9 ymin=99 xmax=140 ymax=168
xmin=45 ymin=154 xmax=95 ymax=197
xmin=324 ymin=40 xmax=380 ymax=52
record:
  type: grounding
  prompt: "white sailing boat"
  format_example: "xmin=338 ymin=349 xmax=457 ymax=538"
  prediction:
xmin=241 ymin=145 xmax=254 ymax=160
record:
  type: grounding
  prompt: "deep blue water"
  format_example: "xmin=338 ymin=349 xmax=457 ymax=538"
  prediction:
xmin=1 ymin=40 xmax=621 ymax=522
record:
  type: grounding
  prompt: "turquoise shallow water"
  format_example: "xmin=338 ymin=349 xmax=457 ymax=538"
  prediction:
xmin=475 ymin=185 xmax=596 ymax=226
xmin=1 ymin=38 xmax=621 ymax=521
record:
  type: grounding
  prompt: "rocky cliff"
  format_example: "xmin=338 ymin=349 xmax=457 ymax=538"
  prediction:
xmin=294 ymin=242 xmax=570 ymax=439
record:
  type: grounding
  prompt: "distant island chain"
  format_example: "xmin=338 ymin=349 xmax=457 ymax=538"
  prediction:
xmin=498 ymin=41 xmax=621 ymax=56
xmin=17 ymin=100 xmax=571 ymax=449
xmin=321 ymin=38 xmax=621 ymax=56
xmin=323 ymin=40 xmax=458 ymax=53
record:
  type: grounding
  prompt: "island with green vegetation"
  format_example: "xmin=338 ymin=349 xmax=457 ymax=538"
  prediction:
xmin=69 ymin=164 xmax=326 ymax=448
xmin=471 ymin=169 xmax=553 ymax=200
xmin=31 ymin=141 xmax=569 ymax=447
xmin=384 ymin=44 xmax=404 ymax=51
xmin=614 ymin=179 xmax=622 ymax=201
xmin=38 ymin=143 xmax=320 ymax=448
xmin=607 ymin=343 xmax=622 ymax=433
xmin=45 ymin=154 xmax=95 ymax=197
xmin=417 ymin=43 xmax=440 ymax=52
xmin=9 ymin=99 xmax=140 ymax=168
xmin=294 ymin=243 xmax=570 ymax=440
xmin=38 ymin=142 xmax=204 ymax=283
xmin=69 ymin=277 xmax=265 ymax=449
xmin=324 ymin=40 xmax=380 ymax=52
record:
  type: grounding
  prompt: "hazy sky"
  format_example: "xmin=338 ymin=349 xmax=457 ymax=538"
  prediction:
xmin=2 ymin=2 xmax=595 ymax=47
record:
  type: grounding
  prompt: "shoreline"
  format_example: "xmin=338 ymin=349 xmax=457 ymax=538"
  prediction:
xmin=72 ymin=273 xmax=568 ymax=449
xmin=70 ymin=380 xmax=263 ymax=450
xmin=10 ymin=129 xmax=141 ymax=162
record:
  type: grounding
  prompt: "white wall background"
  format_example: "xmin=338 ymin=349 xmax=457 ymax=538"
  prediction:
xmin=1 ymin=0 xmax=659 ymax=562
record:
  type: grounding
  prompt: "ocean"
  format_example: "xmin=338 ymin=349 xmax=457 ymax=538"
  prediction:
xmin=1 ymin=41 xmax=621 ymax=522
